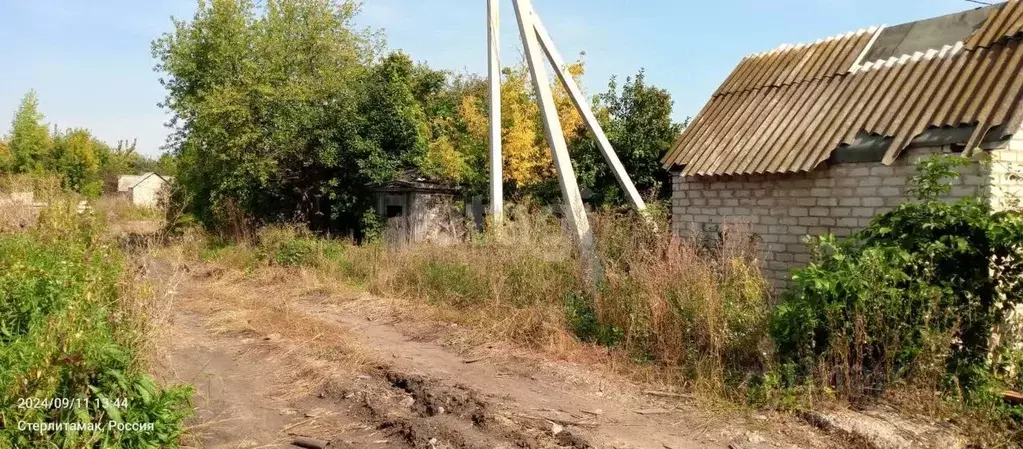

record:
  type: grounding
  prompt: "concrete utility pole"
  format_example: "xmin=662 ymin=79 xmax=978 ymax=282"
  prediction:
xmin=530 ymin=9 xmax=648 ymax=215
xmin=511 ymin=0 xmax=597 ymax=278
xmin=488 ymin=0 xmax=504 ymax=226
xmin=490 ymin=0 xmax=649 ymax=282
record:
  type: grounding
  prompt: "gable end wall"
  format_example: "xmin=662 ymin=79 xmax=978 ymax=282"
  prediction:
xmin=130 ymin=177 xmax=166 ymax=208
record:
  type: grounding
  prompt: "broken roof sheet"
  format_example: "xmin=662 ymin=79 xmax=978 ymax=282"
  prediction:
xmin=663 ymin=1 xmax=1023 ymax=177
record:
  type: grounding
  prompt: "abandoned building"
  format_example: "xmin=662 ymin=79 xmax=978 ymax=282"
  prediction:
xmin=370 ymin=171 xmax=465 ymax=246
xmin=116 ymin=173 xmax=173 ymax=207
xmin=662 ymin=2 xmax=1023 ymax=286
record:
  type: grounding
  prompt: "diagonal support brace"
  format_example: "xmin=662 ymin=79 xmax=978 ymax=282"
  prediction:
xmin=512 ymin=0 xmax=599 ymax=283
xmin=529 ymin=8 xmax=649 ymax=216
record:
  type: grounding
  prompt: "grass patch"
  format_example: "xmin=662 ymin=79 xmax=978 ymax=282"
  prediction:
xmin=0 ymin=200 xmax=192 ymax=448
xmin=94 ymin=196 xmax=165 ymax=222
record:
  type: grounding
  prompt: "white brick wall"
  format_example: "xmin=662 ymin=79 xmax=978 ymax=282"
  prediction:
xmin=671 ymin=146 xmax=1023 ymax=288
xmin=992 ymin=136 xmax=1023 ymax=210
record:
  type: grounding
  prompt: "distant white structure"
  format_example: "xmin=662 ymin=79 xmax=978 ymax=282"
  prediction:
xmin=117 ymin=173 xmax=173 ymax=207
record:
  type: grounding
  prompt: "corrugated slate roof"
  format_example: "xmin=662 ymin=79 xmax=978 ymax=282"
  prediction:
xmin=714 ymin=30 xmax=876 ymax=95
xmin=966 ymin=1 xmax=1023 ymax=49
xmin=663 ymin=1 xmax=1023 ymax=177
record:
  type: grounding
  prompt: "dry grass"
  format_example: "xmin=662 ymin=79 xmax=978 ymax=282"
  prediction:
xmin=163 ymin=244 xmax=376 ymax=399
xmin=588 ymin=214 xmax=772 ymax=399
xmin=164 ymin=206 xmax=1022 ymax=445
xmin=145 ymin=242 xmax=380 ymax=447
xmin=0 ymin=173 xmax=63 ymax=200
xmin=174 ymin=204 xmax=773 ymax=403
xmin=0 ymin=174 xmax=64 ymax=233
xmin=0 ymin=202 xmax=40 ymax=233
xmin=94 ymin=195 xmax=165 ymax=222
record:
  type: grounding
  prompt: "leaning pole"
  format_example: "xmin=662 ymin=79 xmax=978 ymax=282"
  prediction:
xmin=512 ymin=0 xmax=598 ymax=281
xmin=490 ymin=0 xmax=651 ymax=284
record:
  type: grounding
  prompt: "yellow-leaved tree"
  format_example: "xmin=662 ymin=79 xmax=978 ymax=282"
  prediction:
xmin=456 ymin=57 xmax=589 ymax=189
xmin=499 ymin=64 xmax=549 ymax=187
xmin=552 ymin=58 xmax=587 ymax=145
xmin=423 ymin=114 xmax=470 ymax=183
xmin=0 ymin=140 xmax=11 ymax=172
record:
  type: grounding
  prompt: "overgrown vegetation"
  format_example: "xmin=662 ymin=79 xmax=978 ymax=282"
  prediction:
xmin=773 ymin=155 xmax=1023 ymax=398
xmin=0 ymin=201 xmax=192 ymax=448
xmin=152 ymin=0 xmax=685 ymax=237
xmin=768 ymin=154 xmax=1023 ymax=443
xmin=184 ymin=202 xmax=771 ymax=400
xmin=178 ymin=154 xmax=1023 ymax=444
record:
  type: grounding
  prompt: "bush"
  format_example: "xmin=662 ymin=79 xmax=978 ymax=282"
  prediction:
xmin=260 ymin=234 xmax=318 ymax=268
xmin=772 ymin=154 xmax=1023 ymax=399
xmin=0 ymin=211 xmax=192 ymax=448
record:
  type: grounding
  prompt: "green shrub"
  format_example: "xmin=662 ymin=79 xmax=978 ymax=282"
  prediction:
xmin=772 ymin=154 xmax=1023 ymax=399
xmin=256 ymin=226 xmax=319 ymax=267
xmin=0 ymin=226 xmax=192 ymax=447
xmin=565 ymin=291 xmax=624 ymax=347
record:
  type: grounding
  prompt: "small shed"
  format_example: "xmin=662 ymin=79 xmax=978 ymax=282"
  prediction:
xmin=117 ymin=173 xmax=173 ymax=207
xmin=662 ymin=3 xmax=1023 ymax=286
xmin=370 ymin=171 xmax=465 ymax=246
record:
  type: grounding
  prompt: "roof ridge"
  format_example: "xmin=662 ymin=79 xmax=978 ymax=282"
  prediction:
xmin=714 ymin=39 xmax=994 ymax=98
xmin=851 ymin=42 xmax=964 ymax=74
xmin=747 ymin=27 xmax=878 ymax=59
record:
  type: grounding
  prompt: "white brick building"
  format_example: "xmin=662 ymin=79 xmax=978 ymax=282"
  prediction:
xmin=117 ymin=173 xmax=173 ymax=208
xmin=662 ymin=3 xmax=1023 ymax=286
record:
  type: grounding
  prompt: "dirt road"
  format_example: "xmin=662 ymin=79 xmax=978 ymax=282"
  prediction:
xmin=152 ymin=261 xmax=843 ymax=449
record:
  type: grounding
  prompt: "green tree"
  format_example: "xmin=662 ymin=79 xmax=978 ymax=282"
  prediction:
xmin=360 ymin=51 xmax=440 ymax=181
xmin=155 ymin=152 xmax=178 ymax=177
xmin=96 ymin=138 xmax=148 ymax=191
xmin=49 ymin=128 xmax=102 ymax=196
xmin=154 ymin=0 xmax=439 ymax=236
xmin=572 ymin=70 xmax=685 ymax=206
xmin=8 ymin=90 xmax=51 ymax=173
xmin=420 ymin=73 xmax=488 ymax=193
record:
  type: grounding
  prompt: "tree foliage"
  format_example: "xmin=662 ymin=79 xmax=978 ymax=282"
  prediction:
xmin=154 ymin=0 xmax=453 ymax=235
xmin=455 ymin=58 xmax=599 ymax=195
xmin=418 ymin=74 xmax=486 ymax=189
xmin=154 ymin=0 xmax=683 ymax=233
xmin=2 ymin=92 xmax=171 ymax=197
xmin=0 ymin=139 xmax=11 ymax=172
xmin=49 ymin=128 xmax=102 ymax=197
xmin=8 ymin=90 xmax=51 ymax=174
xmin=573 ymin=70 xmax=685 ymax=206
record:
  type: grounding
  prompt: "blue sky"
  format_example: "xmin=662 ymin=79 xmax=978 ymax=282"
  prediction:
xmin=0 ymin=0 xmax=979 ymax=156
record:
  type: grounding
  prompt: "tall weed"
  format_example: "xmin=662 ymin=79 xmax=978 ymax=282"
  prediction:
xmin=0 ymin=204 xmax=192 ymax=448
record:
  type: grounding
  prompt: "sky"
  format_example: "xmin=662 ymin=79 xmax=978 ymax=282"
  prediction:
xmin=0 ymin=0 xmax=983 ymax=157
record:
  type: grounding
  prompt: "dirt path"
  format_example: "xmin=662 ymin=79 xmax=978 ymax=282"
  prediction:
xmin=153 ymin=262 xmax=844 ymax=449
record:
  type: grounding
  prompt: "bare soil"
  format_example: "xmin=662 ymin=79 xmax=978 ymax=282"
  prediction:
xmin=152 ymin=261 xmax=848 ymax=449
